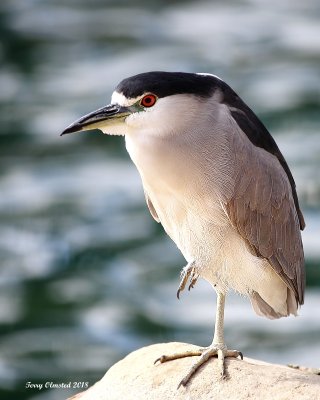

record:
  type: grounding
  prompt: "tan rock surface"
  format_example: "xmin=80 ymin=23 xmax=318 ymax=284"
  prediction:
xmin=68 ymin=342 xmax=320 ymax=400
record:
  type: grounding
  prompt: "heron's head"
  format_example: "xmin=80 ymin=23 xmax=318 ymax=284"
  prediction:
xmin=61 ymin=71 xmax=223 ymax=138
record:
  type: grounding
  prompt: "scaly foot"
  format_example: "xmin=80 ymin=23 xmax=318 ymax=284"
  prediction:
xmin=177 ymin=262 xmax=199 ymax=299
xmin=155 ymin=345 xmax=243 ymax=388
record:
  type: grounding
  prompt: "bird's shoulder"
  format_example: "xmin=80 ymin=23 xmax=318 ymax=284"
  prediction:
xmin=217 ymin=80 xmax=305 ymax=230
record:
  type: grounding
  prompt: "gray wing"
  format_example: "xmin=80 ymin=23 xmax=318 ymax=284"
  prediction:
xmin=144 ymin=191 xmax=160 ymax=223
xmin=218 ymin=79 xmax=305 ymax=230
xmin=224 ymin=120 xmax=305 ymax=305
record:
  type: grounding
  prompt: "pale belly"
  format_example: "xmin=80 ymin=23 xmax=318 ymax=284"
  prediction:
xmin=146 ymin=188 xmax=282 ymax=298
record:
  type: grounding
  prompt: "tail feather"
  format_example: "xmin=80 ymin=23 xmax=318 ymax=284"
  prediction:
xmin=250 ymin=288 xmax=298 ymax=320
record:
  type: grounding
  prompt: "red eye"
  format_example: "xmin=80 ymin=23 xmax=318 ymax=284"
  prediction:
xmin=140 ymin=94 xmax=157 ymax=108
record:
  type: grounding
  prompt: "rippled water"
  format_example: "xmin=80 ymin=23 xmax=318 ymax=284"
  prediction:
xmin=0 ymin=1 xmax=320 ymax=399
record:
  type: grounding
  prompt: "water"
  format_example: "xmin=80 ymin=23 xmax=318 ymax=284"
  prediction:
xmin=0 ymin=1 xmax=319 ymax=399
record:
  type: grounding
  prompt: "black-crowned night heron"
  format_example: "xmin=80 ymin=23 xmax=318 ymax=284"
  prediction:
xmin=61 ymin=71 xmax=305 ymax=387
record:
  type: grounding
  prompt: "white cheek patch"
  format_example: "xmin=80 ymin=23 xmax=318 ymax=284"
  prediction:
xmin=111 ymin=91 xmax=142 ymax=107
xmin=100 ymin=122 xmax=128 ymax=136
xmin=125 ymin=109 xmax=150 ymax=129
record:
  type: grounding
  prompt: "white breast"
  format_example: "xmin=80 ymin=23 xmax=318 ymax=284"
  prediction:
xmin=124 ymin=122 xmax=232 ymax=272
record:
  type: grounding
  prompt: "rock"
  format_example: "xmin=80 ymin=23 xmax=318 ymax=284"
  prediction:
xmin=67 ymin=342 xmax=320 ymax=400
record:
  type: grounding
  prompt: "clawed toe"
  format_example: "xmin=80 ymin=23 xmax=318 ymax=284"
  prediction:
xmin=177 ymin=262 xmax=199 ymax=298
xmin=155 ymin=349 xmax=202 ymax=365
xmin=155 ymin=345 xmax=243 ymax=388
xmin=178 ymin=347 xmax=243 ymax=387
xmin=188 ymin=273 xmax=199 ymax=291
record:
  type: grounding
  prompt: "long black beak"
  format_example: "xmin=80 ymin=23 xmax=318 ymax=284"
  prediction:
xmin=60 ymin=104 xmax=131 ymax=136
